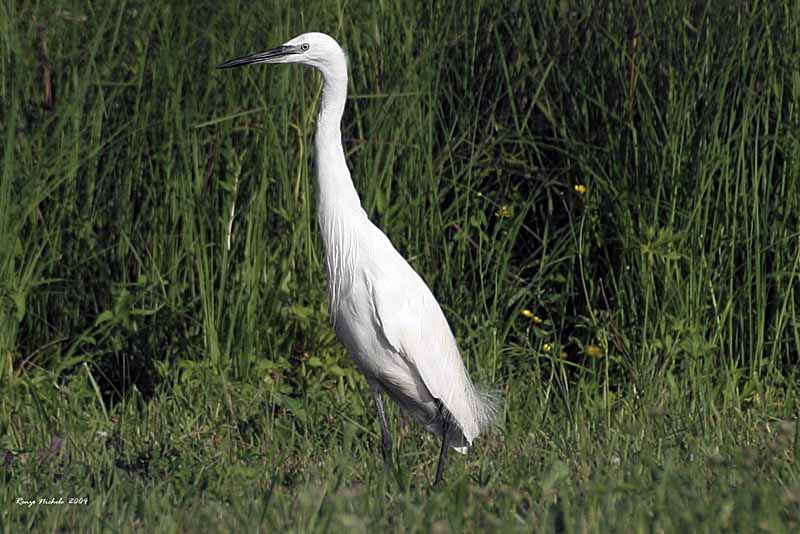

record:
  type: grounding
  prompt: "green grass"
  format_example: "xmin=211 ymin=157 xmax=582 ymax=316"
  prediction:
xmin=2 ymin=0 xmax=800 ymax=531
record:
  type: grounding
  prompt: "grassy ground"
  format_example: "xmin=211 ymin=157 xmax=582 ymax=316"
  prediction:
xmin=2 ymin=0 xmax=800 ymax=531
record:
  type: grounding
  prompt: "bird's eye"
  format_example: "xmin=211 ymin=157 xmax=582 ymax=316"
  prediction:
xmin=300 ymin=43 xmax=310 ymax=51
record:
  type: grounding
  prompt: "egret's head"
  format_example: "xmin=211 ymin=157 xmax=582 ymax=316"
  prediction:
xmin=217 ymin=32 xmax=346 ymax=79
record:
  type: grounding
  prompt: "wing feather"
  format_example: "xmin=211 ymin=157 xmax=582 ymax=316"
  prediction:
xmin=367 ymin=261 xmax=483 ymax=443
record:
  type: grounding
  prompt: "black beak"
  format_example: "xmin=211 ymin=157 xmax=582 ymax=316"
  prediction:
xmin=216 ymin=45 xmax=299 ymax=69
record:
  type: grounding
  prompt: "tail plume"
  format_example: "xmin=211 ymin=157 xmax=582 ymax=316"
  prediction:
xmin=474 ymin=383 xmax=503 ymax=434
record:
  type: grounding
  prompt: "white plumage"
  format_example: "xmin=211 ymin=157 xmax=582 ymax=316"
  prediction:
xmin=219 ymin=32 xmax=498 ymax=483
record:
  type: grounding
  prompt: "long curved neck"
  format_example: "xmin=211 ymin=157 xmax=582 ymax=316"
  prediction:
xmin=314 ymin=65 xmax=364 ymax=320
xmin=315 ymin=69 xmax=362 ymax=214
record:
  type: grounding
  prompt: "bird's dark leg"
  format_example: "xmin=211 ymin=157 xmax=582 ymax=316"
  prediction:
xmin=434 ymin=399 xmax=449 ymax=485
xmin=371 ymin=384 xmax=393 ymax=471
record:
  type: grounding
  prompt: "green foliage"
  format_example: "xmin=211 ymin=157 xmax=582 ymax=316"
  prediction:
xmin=1 ymin=0 xmax=799 ymax=531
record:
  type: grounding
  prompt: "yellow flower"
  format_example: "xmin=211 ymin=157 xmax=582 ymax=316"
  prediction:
xmin=496 ymin=205 xmax=513 ymax=219
xmin=520 ymin=309 xmax=544 ymax=324
xmin=574 ymin=184 xmax=587 ymax=194
xmin=586 ymin=344 xmax=603 ymax=358
xmin=542 ymin=343 xmax=552 ymax=353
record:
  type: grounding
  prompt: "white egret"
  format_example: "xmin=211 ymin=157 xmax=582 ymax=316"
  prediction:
xmin=218 ymin=32 xmax=498 ymax=484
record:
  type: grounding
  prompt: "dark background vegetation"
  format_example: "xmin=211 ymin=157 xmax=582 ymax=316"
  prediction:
xmin=2 ymin=0 xmax=799 ymax=531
